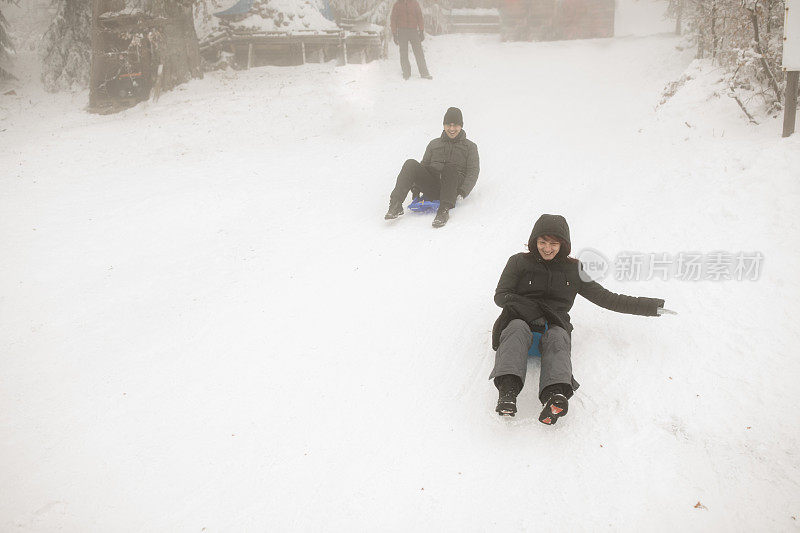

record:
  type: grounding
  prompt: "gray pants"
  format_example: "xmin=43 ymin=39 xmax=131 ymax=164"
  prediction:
xmin=398 ymin=28 xmax=430 ymax=78
xmin=489 ymin=319 xmax=579 ymax=400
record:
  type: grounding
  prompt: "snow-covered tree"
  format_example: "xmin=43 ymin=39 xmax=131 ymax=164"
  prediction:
xmin=667 ymin=0 xmax=787 ymax=114
xmin=40 ymin=0 xmax=92 ymax=91
xmin=41 ymin=0 xmax=201 ymax=95
xmin=0 ymin=0 xmax=16 ymax=80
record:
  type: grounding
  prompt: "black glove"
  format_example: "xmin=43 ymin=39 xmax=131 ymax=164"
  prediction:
xmin=530 ymin=317 xmax=548 ymax=333
xmin=501 ymin=293 xmax=520 ymax=305
xmin=419 ymin=30 xmax=425 ymax=41
xmin=639 ymin=297 xmax=666 ymax=316
xmin=425 ymin=163 xmax=442 ymax=174
xmin=392 ymin=33 xmax=398 ymax=45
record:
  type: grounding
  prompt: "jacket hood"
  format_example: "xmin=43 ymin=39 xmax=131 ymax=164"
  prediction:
xmin=440 ymin=129 xmax=467 ymax=142
xmin=528 ymin=214 xmax=571 ymax=258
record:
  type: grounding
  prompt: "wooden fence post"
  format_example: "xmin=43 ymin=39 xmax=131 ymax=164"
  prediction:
xmin=783 ymin=71 xmax=799 ymax=137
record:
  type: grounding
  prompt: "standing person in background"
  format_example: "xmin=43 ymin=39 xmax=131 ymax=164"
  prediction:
xmin=390 ymin=0 xmax=433 ymax=80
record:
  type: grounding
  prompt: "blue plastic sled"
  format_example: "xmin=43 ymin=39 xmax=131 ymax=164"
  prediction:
xmin=527 ymin=324 xmax=549 ymax=357
xmin=407 ymin=197 xmax=456 ymax=214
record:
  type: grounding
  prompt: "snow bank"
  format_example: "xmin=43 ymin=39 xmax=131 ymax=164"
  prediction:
xmin=654 ymin=58 xmax=781 ymax=134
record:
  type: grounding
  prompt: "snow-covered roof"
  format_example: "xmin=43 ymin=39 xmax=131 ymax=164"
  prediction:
xmin=214 ymin=0 xmax=255 ymax=17
xmin=221 ymin=0 xmax=339 ymax=32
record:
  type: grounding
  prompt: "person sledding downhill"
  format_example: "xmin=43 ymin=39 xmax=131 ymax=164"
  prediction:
xmin=384 ymin=107 xmax=479 ymax=228
xmin=490 ymin=214 xmax=669 ymax=424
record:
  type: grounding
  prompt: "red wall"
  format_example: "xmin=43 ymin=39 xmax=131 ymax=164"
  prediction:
xmin=501 ymin=0 xmax=614 ymax=41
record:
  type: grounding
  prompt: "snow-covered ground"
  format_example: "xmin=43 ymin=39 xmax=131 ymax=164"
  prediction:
xmin=2 ymin=25 xmax=800 ymax=533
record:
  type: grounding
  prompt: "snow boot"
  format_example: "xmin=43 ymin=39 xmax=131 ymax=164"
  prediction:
xmin=495 ymin=374 xmax=523 ymax=416
xmin=538 ymin=390 xmax=569 ymax=425
xmin=384 ymin=200 xmax=404 ymax=220
xmin=432 ymin=206 xmax=450 ymax=228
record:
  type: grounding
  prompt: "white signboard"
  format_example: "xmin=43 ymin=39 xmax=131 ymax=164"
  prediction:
xmin=785 ymin=0 xmax=800 ymax=70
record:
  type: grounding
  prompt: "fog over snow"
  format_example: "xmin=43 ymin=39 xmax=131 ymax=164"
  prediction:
xmin=1 ymin=1 xmax=800 ymax=531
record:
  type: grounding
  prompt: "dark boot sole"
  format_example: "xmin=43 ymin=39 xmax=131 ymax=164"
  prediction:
xmin=384 ymin=211 xmax=404 ymax=220
xmin=496 ymin=401 xmax=517 ymax=417
xmin=538 ymin=394 xmax=568 ymax=425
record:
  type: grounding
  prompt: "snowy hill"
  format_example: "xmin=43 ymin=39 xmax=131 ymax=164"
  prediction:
xmin=2 ymin=31 xmax=800 ymax=531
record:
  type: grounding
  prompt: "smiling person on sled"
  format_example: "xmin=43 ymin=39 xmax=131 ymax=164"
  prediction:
xmin=490 ymin=214 xmax=669 ymax=424
xmin=383 ymin=107 xmax=479 ymax=229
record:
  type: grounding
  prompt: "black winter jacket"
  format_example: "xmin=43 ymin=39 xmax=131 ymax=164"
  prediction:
xmin=491 ymin=214 xmax=664 ymax=350
xmin=421 ymin=129 xmax=480 ymax=197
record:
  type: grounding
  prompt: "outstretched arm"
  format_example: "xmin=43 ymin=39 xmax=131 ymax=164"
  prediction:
xmin=578 ymin=274 xmax=664 ymax=316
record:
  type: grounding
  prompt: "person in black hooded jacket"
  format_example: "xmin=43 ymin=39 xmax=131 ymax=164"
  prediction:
xmin=490 ymin=214 xmax=666 ymax=424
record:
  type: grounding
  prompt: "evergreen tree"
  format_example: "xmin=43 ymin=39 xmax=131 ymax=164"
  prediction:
xmin=40 ymin=0 xmax=92 ymax=91
xmin=0 ymin=0 xmax=16 ymax=80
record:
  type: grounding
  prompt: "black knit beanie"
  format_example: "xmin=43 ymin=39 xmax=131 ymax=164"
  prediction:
xmin=443 ymin=107 xmax=463 ymax=126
